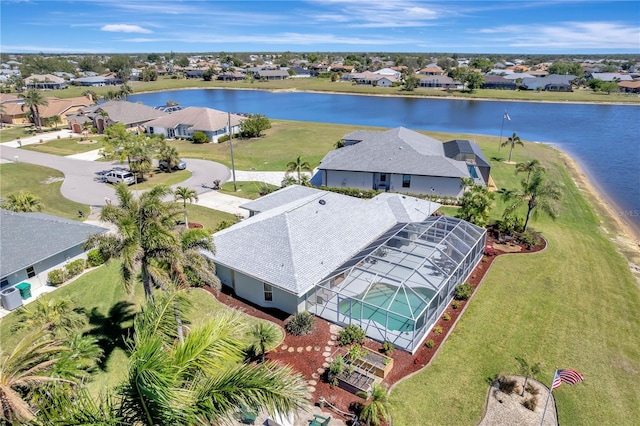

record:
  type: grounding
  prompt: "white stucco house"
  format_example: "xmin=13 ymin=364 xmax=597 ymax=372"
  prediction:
xmin=0 ymin=210 xmax=107 ymax=292
xmin=206 ymin=186 xmax=486 ymax=352
xmin=145 ymin=107 xmax=245 ymax=142
xmin=318 ymin=127 xmax=490 ymax=198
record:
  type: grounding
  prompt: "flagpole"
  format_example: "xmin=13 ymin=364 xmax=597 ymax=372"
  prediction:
xmin=498 ymin=110 xmax=506 ymax=152
xmin=540 ymin=369 xmax=557 ymax=426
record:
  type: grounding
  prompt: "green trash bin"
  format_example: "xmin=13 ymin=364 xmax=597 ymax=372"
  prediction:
xmin=15 ymin=282 xmax=32 ymax=300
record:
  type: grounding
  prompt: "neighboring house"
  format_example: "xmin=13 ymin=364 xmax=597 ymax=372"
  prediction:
xmin=589 ymin=72 xmax=633 ymax=82
xmin=144 ymin=107 xmax=244 ymax=141
xmin=217 ymin=71 xmax=245 ymax=81
xmin=417 ymin=75 xmax=457 ymax=89
xmin=618 ymin=80 xmax=640 ymax=93
xmin=288 ymin=66 xmax=311 ymax=78
xmin=417 ymin=65 xmax=445 ymax=75
xmin=24 ymin=74 xmax=67 ymax=90
xmin=482 ymin=75 xmax=517 ymax=90
xmin=74 ymin=76 xmax=120 ymax=86
xmin=185 ymin=69 xmax=204 ymax=79
xmin=346 ymin=71 xmax=400 ymax=87
xmin=255 ymin=69 xmax=290 ymax=80
xmin=207 ymin=185 xmax=486 ymax=352
xmin=1 ymin=95 xmax=93 ymax=126
xmin=0 ymin=210 xmax=107 ymax=292
xmin=521 ymin=74 xmax=576 ymax=91
xmin=318 ymin=127 xmax=489 ymax=197
xmin=374 ymin=68 xmax=402 ymax=78
xmin=67 ymin=100 xmax=167 ymax=133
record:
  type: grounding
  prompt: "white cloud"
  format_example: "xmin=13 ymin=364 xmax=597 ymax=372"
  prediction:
xmin=101 ymin=24 xmax=152 ymax=34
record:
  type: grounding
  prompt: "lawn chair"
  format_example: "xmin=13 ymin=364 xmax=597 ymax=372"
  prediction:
xmin=239 ymin=406 xmax=258 ymax=425
xmin=309 ymin=414 xmax=331 ymax=426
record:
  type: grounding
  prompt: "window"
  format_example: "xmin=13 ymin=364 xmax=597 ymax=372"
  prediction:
xmin=380 ymin=173 xmax=387 ymax=182
xmin=26 ymin=266 xmax=36 ymax=278
xmin=263 ymin=283 xmax=273 ymax=302
xmin=402 ymin=174 xmax=411 ymax=188
xmin=467 ymin=165 xmax=479 ymax=179
xmin=0 ymin=279 xmax=8 ymax=290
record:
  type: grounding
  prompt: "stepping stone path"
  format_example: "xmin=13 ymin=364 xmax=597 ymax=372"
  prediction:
xmin=288 ymin=347 xmax=294 ymax=353
xmin=327 ymin=341 xmax=335 ymax=346
xmin=317 ymin=368 xmax=325 ymax=374
xmin=312 ymin=373 xmax=319 ymax=379
xmin=306 ymin=346 xmax=312 ymax=351
xmin=308 ymin=380 xmax=317 ymax=386
xmin=281 ymin=345 xmax=288 ymax=350
xmin=322 ymin=352 xmax=331 ymax=357
xmin=297 ymin=347 xmax=304 ymax=353
xmin=314 ymin=346 xmax=321 ymax=351
xmin=324 ymin=346 xmax=331 ymax=352
xmin=322 ymin=362 xmax=330 ymax=368
xmin=307 ymin=386 xmax=316 ymax=393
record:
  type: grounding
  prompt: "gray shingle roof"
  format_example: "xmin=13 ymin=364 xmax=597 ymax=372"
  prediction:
xmin=443 ymin=140 xmax=490 ymax=168
xmin=240 ymin=185 xmax=324 ymax=214
xmin=320 ymin=127 xmax=469 ymax=178
xmin=95 ymin=101 xmax=167 ymax=125
xmin=208 ymin=189 xmax=437 ymax=296
xmin=0 ymin=211 xmax=108 ymax=278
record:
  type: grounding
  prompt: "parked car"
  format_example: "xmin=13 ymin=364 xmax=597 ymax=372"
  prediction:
xmin=105 ymin=170 xmax=135 ymax=185
xmin=159 ymin=159 xmax=187 ymax=171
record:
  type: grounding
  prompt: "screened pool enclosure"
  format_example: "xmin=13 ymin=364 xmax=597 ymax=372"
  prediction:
xmin=306 ymin=216 xmax=486 ymax=353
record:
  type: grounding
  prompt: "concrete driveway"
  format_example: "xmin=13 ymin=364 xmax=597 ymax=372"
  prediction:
xmin=0 ymin=144 xmax=231 ymax=206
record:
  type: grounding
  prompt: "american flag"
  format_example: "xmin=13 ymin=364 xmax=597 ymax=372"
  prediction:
xmin=552 ymin=369 xmax=584 ymax=390
xmin=504 ymin=111 xmax=511 ymax=121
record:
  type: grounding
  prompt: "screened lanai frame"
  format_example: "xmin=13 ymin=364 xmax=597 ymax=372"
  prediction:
xmin=305 ymin=216 xmax=486 ymax=353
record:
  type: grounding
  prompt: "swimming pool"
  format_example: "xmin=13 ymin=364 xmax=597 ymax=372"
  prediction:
xmin=339 ymin=282 xmax=435 ymax=332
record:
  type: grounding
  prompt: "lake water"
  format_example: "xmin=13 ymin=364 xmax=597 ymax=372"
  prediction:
xmin=129 ymin=89 xmax=640 ymax=234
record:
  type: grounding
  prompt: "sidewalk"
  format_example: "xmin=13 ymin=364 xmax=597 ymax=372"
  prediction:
xmin=195 ymin=191 xmax=250 ymax=217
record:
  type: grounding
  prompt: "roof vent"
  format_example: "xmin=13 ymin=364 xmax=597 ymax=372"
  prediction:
xmin=318 ymin=199 xmax=326 ymax=205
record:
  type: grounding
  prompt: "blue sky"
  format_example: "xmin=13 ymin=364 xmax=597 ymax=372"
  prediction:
xmin=1 ymin=0 xmax=639 ymax=54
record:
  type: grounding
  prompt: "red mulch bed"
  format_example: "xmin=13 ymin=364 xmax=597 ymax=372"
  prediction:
xmin=206 ymin=234 xmax=546 ymax=418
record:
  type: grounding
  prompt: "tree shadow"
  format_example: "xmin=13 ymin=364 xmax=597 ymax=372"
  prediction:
xmin=86 ymin=301 xmax=137 ymax=370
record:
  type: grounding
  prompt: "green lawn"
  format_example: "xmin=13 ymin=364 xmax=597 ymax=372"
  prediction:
xmin=0 ymin=125 xmax=34 ymax=143
xmin=219 ymin=181 xmax=280 ymax=199
xmin=132 ymin=169 xmax=191 ymax=190
xmin=0 ymin=162 xmax=90 ymax=219
xmin=0 ymin=261 xmax=283 ymax=396
xmin=42 ymin=77 xmax=640 ymax=104
xmin=389 ymin=140 xmax=640 ymax=425
xmin=181 ymin=203 xmax=239 ymax=232
xmin=21 ymin=136 xmax=106 ymax=156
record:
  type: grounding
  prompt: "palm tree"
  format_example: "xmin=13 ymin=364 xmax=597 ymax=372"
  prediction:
xmin=0 ymin=329 xmax=75 ymax=423
xmin=85 ymin=184 xmax=183 ymax=300
xmin=48 ymin=114 xmax=61 ymax=130
xmin=158 ymin=143 xmax=181 ymax=173
xmin=515 ymin=159 xmax=544 ymax=184
xmin=248 ymin=322 xmax=280 ymax=363
xmin=13 ymin=297 xmax=87 ymax=338
xmin=503 ymin=169 xmax=562 ymax=231
xmin=1 ymin=191 xmax=44 ymax=212
xmin=177 ymin=228 xmax=220 ymax=290
xmin=359 ymin=383 xmax=391 ymax=426
xmin=119 ymin=292 xmax=309 ymax=425
xmin=174 ymin=186 xmax=198 ymax=228
xmin=286 ymin=155 xmax=312 ymax=183
xmin=19 ymin=89 xmax=48 ymax=132
xmin=119 ymin=83 xmax=133 ymax=100
xmin=456 ymin=183 xmax=494 ymax=227
xmin=501 ymin=132 xmax=524 ymax=163
xmin=515 ymin=356 xmax=542 ymax=397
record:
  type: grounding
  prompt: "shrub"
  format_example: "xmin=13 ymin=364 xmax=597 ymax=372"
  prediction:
xmin=433 ymin=326 xmax=443 ymax=335
xmin=526 ymin=383 xmax=540 ymax=396
xmin=381 ymin=340 xmax=394 ymax=355
xmin=484 ymin=246 xmax=495 ymax=257
xmin=217 ymin=134 xmax=230 ymax=143
xmin=523 ymin=396 xmax=539 ymax=411
xmin=86 ymin=249 xmax=106 ymax=267
xmin=454 ymin=282 xmax=473 ymax=300
xmin=329 ymin=355 xmax=345 ymax=376
xmin=424 ymin=339 xmax=435 ymax=349
xmin=498 ymin=376 xmax=518 ymax=394
xmin=338 ymin=324 xmax=366 ymax=346
xmin=47 ymin=268 xmax=67 ymax=286
xmin=355 ymin=390 xmax=368 ymax=400
xmin=65 ymin=259 xmax=86 ymax=277
xmin=191 ymin=131 xmax=209 ymax=144
xmin=519 ymin=230 xmax=541 ymax=248
xmin=452 ymin=301 xmax=461 ymax=309
xmin=285 ymin=311 xmax=315 ymax=336
xmin=443 ymin=313 xmax=451 ymax=321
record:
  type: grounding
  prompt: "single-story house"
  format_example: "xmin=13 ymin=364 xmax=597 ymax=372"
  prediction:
xmin=144 ymin=107 xmax=244 ymax=142
xmin=25 ymin=74 xmax=67 ymax=90
xmin=482 ymin=75 xmax=517 ymax=90
xmin=417 ymin=65 xmax=445 ymax=75
xmin=67 ymin=100 xmax=167 ymax=133
xmin=589 ymin=72 xmax=633 ymax=82
xmin=74 ymin=76 xmax=120 ymax=86
xmin=520 ymin=74 xmax=576 ymax=91
xmin=346 ymin=71 xmax=400 ymax=87
xmin=618 ymin=80 xmax=640 ymax=93
xmin=417 ymin=75 xmax=457 ymax=89
xmin=318 ymin=127 xmax=490 ymax=197
xmin=207 ymin=186 xmax=486 ymax=352
xmin=217 ymin=71 xmax=245 ymax=81
xmin=1 ymin=95 xmax=94 ymax=126
xmin=0 ymin=210 xmax=107 ymax=292
xmin=255 ymin=69 xmax=290 ymax=80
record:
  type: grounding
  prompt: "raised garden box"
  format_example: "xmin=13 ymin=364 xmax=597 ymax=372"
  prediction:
xmin=336 ymin=369 xmax=374 ymax=395
xmin=341 ymin=347 xmax=394 ymax=378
